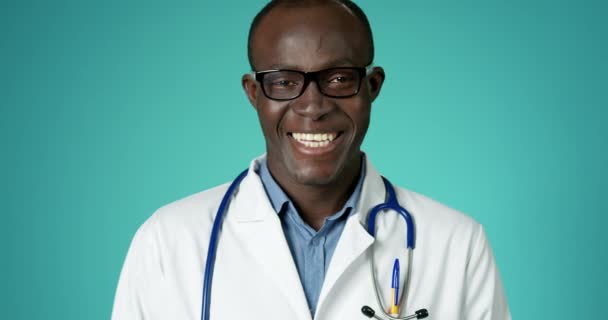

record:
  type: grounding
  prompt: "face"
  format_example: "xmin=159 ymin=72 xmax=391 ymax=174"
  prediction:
xmin=243 ymin=4 xmax=385 ymax=187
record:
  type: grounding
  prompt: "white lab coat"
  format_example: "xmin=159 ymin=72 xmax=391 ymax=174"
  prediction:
xmin=112 ymin=156 xmax=511 ymax=320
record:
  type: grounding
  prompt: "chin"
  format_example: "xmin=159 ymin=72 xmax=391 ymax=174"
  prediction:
xmin=289 ymin=163 xmax=344 ymax=186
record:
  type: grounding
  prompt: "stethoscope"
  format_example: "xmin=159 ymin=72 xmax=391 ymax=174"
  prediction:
xmin=201 ymin=169 xmax=429 ymax=320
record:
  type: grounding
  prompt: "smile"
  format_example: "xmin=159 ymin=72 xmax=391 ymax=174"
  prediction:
xmin=290 ymin=132 xmax=338 ymax=148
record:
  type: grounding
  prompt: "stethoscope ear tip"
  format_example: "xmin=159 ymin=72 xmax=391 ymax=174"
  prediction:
xmin=361 ymin=305 xmax=375 ymax=318
xmin=361 ymin=305 xmax=429 ymax=320
xmin=415 ymin=308 xmax=429 ymax=319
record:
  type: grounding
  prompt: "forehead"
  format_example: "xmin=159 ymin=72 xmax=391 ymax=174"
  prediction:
xmin=250 ymin=4 xmax=370 ymax=71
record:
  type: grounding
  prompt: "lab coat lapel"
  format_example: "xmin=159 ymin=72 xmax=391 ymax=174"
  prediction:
xmin=316 ymin=158 xmax=385 ymax=313
xmin=316 ymin=213 xmax=373 ymax=311
xmin=230 ymin=160 xmax=312 ymax=320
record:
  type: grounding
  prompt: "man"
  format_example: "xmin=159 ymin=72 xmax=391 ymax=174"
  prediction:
xmin=112 ymin=1 xmax=511 ymax=319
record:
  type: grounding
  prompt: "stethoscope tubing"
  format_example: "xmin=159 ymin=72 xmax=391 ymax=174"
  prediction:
xmin=201 ymin=171 xmax=416 ymax=320
xmin=366 ymin=177 xmax=415 ymax=249
xmin=201 ymin=169 xmax=248 ymax=320
xmin=367 ymin=177 xmax=416 ymax=320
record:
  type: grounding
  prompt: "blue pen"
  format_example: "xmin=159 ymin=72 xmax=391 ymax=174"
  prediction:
xmin=390 ymin=258 xmax=400 ymax=315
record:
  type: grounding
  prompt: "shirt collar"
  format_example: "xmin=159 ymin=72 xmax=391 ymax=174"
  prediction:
xmin=257 ymin=155 xmax=367 ymax=218
xmin=258 ymin=158 xmax=291 ymax=213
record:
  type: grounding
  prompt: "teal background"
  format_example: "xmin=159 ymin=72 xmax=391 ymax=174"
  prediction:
xmin=2 ymin=0 xmax=606 ymax=319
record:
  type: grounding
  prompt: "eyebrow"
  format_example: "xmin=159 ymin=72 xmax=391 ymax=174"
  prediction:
xmin=266 ymin=58 xmax=358 ymax=71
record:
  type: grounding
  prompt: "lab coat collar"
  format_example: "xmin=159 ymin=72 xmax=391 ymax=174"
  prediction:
xmin=231 ymin=155 xmax=275 ymax=222
xmin=232 ymin=154 xmax=385 ymax=223
xmin=228 ymin=154 xmax=386 ymax=319
xmin=228 ymin=155 xmax=310 ymax=320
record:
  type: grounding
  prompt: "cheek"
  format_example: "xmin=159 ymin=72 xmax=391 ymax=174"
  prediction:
xmin=255 ymin=102 xmax=289 ymax=140
xmin=347 ymin=103 xmax=372 ymax=134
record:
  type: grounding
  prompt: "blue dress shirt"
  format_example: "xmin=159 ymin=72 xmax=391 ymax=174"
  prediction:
xmin=257 ymin=157 xmax=366 ymax=316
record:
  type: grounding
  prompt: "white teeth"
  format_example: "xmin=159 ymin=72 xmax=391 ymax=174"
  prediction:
xmin=291 ymin=132 xmax=337 ymax=148
xmin=301 ymin=140 xmax=330 ymax=148
xmin=292 ymin=132 xmax=336 ymax=142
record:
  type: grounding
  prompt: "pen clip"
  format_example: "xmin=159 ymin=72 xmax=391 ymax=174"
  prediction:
xmin=390 ymin=258 xmax=400 ymax=314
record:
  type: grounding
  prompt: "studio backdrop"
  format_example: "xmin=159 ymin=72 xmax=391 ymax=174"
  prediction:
xmin=2 ymin=0 xmax=606 ymax=319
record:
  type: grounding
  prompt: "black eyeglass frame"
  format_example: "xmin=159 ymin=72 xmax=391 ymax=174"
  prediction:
xmin=252 ymin=65 xmax=374 ymax=101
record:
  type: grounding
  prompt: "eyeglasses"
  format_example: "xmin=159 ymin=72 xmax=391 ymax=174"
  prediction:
xmin=253 ymin=65 xmax=374 ymax=101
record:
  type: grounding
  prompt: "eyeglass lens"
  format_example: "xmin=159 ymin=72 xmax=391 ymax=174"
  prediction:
xmin=261 ymin=68 xmax=363 ymax=100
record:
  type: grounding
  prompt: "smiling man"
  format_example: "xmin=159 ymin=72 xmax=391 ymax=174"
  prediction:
xmin=113 ymin=1 xmax=511 ymax=320
xmin=241 ymin=1 xmax=384 ymax=232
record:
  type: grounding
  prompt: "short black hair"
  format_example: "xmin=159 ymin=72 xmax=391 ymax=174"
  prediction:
xmin=247 ymin=0 xmax=374 ymax=70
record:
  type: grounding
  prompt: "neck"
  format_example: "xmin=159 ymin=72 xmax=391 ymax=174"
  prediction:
xmin=267 ymin=154 xmax=363 ymax=231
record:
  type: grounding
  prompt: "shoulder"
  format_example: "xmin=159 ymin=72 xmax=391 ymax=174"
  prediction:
xmin=396 ymin=186 xmax=477 ymax=223
xmin=121 ymin=182 xmax=233 ymax=272
xmin=136 ymin=182 xmax=231 ymax=238
xmin=394 ymin=185 xmax=482 ymax=240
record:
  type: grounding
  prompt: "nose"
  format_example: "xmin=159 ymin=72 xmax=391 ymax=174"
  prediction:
xmin=291 ymin=79 xmax=331 ymax=121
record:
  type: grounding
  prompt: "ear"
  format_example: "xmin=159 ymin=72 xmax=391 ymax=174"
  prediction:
xmin=242 ymin=73 xmax=259 ymax=109
xmin=366 ymin=66 xmax=385 ymax=102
